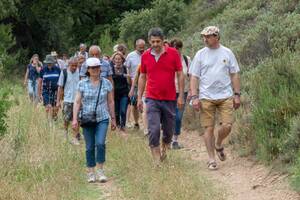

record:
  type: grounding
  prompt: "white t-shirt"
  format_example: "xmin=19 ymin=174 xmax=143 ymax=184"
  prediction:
xmin=175 ymin=55 xmax=191 ymax=93
xmin=189 ymin=45 xmax=240 ymax=100
xmin=124 ymin=50 xmax=142 ymax=79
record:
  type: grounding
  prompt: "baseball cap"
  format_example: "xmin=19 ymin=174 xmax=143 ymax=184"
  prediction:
xmin=201 ymin=26 xmax=220 ymax=36
xmin=86 ymin=57 xmax=101 ymax=67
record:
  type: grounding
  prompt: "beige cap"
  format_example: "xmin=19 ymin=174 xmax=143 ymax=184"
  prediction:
xmin=201 ymin=26 xmax=220 ymax=36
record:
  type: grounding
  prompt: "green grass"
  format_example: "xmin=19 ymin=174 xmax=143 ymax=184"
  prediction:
xmin=0 ymin=90 xmax=98 ymax=200
xmin=106 ymin=131 xmax=224 ymax=200
xmin=0 ymin=88 xmax=223 ymax=199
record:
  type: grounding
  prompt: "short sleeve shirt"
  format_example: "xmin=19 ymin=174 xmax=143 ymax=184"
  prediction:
xmin=57 ymin=68 xmax=80 ymax=103
xmin=79 ymin=58 xmax=113 ymax=78
xmin=124 ymin=50 xmax=142 ymax=79
xmin=189 ymin=45 xmax=240 ymax=100
xmin=140 ymin=46 xmax=182 ymax=101
xmin=39 ymin=65 xmax=61 ymax=91
xmin=78 ymin=78 xmax=113 ymax=122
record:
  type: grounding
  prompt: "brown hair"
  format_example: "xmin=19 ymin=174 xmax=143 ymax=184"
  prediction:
xmin=111 ymin=51 xmax=125 ymax=63
xmin=170 ymin=38 xmax=183 ymax=49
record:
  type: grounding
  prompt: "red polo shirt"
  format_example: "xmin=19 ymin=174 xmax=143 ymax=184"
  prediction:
xmin=140 ymin=46 xmax=182 ymax=101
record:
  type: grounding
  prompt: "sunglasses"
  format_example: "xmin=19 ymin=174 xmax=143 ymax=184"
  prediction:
xmin=88 ymin=65 xmax=101 ymax=69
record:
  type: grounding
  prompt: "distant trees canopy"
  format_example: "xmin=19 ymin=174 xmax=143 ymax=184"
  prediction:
xmin=0 ymin=0 xmax=151 ymax=57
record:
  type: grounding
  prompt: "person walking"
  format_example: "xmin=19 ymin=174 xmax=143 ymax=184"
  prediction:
xmin=111 ymin=51 xmax=130 ymax=133
xmin=169 ymin=38 xmax=191 ymax=149
xmin=79 ymin=45 xmax=113 ymax=83
xmin=125 ymin=39 xmax=146 ymax=130
xmin=56 ymin=57 xmax=80 ymax=145
xmin=189 ymin=26 xmax=241 ymax=170
xmin=38 ymin=55 xmax=61 ymax=119
xmin=72 ymin=57 xmax=116 ymax=183
xmin=137 ymin=27 xmax=184 ymax=165
xmin=75 ymin=43 xmax=88 ymax=60
xmin=24 ymin=54 xmax=42 ymax=103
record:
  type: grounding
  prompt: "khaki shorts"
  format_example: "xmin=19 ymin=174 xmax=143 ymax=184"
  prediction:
xmin=200 ymin=98 xmax=234 ymax=127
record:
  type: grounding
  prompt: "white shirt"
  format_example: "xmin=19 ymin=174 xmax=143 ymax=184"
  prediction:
xmin=189 ymin=45 xmax=240 ymax=100
xmin=57 ymin=68 xmax=80 ymax=103
xmin=124 ymin=50 xmax=142 ymax=79
xmin=175 ymin=55 xmax=191 ymax=93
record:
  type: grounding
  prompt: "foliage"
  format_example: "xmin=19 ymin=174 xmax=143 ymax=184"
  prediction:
xmin=119 ymin=0 xmax=187 ymax=43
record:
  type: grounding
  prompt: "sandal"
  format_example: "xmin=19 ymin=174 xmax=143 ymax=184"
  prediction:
xmin=215 ymin=147 xmax=226 ymax=161
xmin=207 ymin=160 xmax=218 ymax=170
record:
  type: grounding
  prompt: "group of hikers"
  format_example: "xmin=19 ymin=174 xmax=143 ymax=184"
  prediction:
xmin=23 ymin=26 xmax=241 ymax=183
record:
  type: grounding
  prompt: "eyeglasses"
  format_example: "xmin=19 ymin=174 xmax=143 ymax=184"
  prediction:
xmin=88 ymin=66 xmax=100 ymax=69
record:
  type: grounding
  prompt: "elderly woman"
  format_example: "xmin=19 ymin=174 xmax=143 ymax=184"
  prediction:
xmin=111 ymin=51 xmax=131 ymax=133
xmin=24 ymin=54 xmax=42 ymax=103
xmin=72 ymin=57 xmax=116 ymax=183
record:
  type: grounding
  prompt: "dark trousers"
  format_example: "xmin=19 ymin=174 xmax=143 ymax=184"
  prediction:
xmin=115 ymin=95 xmax=129 ymax=128
xmin=146 ymin=98 xmax=176 ymax=147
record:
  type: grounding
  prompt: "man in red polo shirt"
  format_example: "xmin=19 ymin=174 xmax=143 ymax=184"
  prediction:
xmin=138 ymin=27 xmax=184 ymax=165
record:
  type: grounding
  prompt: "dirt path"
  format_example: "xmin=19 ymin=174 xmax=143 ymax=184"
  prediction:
xmin=179 ymin=130 xmax=300 ymax=200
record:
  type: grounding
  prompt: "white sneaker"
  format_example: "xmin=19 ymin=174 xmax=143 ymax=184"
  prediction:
xmin=87 ymin=172 xmax=96 ymax=183
xmin=71 ymin=138 xmax=80 ymax=146
xmin=96 ymin=169 xmax=107 ymax=183
xmin=143 ymin=129 xmax=149 ymax=136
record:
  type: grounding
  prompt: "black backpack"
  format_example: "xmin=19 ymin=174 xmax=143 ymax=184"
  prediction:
xmin=62 ymin=69 xmax=68 ymax=88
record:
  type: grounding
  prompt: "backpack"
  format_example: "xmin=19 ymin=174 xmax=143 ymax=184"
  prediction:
xmin=183 ymin=55 xmax=189 ymax=76
xmin=62 ymin=69 xmax=68 ymax=88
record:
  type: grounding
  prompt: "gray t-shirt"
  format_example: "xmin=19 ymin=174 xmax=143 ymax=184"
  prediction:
xmin=58 ymin=68 xmax=80 ymax=103
xmin=189 ymin=45 xmax=240 ymax=100
xmin=124 ymin=50 xmax=142 ymax=79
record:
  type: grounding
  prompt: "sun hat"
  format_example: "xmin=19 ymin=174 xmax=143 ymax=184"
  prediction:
xmin=86 ymin=57 xmax=102 ymax=67
xmin=201 ymin=26 xmax=220 ymax=36
xmin=43 ymin=55 xmax=56 ymax=64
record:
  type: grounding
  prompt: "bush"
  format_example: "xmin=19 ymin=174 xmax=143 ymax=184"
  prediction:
xmin=119 ymin=0 xmax=186 ymax=43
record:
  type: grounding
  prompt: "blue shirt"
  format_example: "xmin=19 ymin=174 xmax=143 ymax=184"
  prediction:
xmin=39 ymin=65 xmax=61 ymax=91
xmin=79 ymin=58 xmax=113 ymax=78
xmin=27 ymin=64 xmax=40 ymax=81
xmin=78 ymin=78 xmax=113 ymax=122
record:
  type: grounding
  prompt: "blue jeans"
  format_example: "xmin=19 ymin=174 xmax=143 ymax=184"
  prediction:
xmin=83 ymin=119 xmax=109 ymax=167
xmin=115 ymin=96 xmax=128 ymax=128
xmin=27 ymin=79 xmax=38 ymax=101
xmin=175 ymin=92 xmax=188 ymax=136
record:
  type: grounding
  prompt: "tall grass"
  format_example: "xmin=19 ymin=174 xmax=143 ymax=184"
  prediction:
xmin=0 ymin=89 xmax=95 ymax=200
xmin=106 ymin=131 xmax=224 ymax=200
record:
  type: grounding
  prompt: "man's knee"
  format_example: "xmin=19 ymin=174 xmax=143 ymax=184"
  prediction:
xmin=221 ymin=123 xmax=232 ymax=131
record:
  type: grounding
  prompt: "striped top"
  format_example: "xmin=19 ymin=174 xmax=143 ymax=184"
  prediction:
xmin=39 ymin=65 xmax=61 ymax=90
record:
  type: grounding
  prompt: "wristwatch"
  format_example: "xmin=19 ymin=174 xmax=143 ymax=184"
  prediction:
xmin=234 ymin=92 xmax=241 ymax=97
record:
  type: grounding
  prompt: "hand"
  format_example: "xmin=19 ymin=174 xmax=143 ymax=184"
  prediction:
xmin=23 ymin=81 xmax=27 ymax=86
xmin=192 ymin=98 xmax=201 ymax=112
xmin=233 ymin=96 xmax=241 ymax=110
xmin=72 ymin=119 xmax=79 ymax=129
xmin=111 ymin=119 xmax=117 ymax=131
xmin=128 ymin=88 xmax=134 ymax=98
xmin=137 ymin=98 xmax=143 ymax=113
xmin=177 ymin=96 xmax=184 ymax=110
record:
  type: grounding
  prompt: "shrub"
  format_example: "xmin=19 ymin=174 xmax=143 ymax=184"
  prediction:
xmin=119 ymin=0 xmax=186 ymax=43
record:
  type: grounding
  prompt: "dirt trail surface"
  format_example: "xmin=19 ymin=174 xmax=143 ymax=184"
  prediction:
xmin=180 ymin=130 xmax=300 ymax=200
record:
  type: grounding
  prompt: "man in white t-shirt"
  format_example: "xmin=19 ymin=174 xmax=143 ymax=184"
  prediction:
xmin=125 ymin=39 xmax=146 ymax=130
xmin=189 ymin=26 xmax=241 ymax=170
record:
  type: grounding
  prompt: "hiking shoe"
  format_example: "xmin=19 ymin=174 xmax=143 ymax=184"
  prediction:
xmin=71 ymin=138 xmax=80 ymax=146
xmin=143 ymin=129 xmax=149 ymax=136
xmin=134 ymin=123 xmax=140 ymax=130
xmin=96 ymin=169 xmax=107 ymax=183
xmin=87 ymin=172 xmax=96 ymax=183
xmin=172 ymin=141 xmax=183 ymax=150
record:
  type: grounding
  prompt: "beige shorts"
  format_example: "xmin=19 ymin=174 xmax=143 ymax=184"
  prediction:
xmin=200 ymin=98 xmax=234 ymax=127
